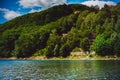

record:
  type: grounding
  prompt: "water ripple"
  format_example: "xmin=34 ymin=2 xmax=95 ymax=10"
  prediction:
xmin=0 ymin=60 xmax=120 ymax=80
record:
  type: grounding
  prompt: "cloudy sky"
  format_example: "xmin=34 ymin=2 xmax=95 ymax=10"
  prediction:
xmin=0 ymin=0 xmax=119 ymax=24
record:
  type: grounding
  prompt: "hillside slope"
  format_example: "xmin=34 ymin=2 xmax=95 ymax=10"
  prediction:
xmin=0 ymin=4 xmax=92 ymax=33
xmin=0 ymin=4 xmax=120 ymax=58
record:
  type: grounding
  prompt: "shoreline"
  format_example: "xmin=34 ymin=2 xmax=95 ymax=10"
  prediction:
xmin=1 ymin=55 xmax=120 ymax=60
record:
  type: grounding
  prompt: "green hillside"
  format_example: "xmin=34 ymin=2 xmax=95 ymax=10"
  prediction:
xmin=0 ymin=4 xmax=120 ymax=58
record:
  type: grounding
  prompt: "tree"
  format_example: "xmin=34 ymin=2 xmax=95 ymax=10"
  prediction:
xmin=114 ymin=40 xmax=120 ymax=56
xmin=66 ymin=28 xmax=80 ymax=49
xmin=0 ymin=29 xmax=20 ymax=57
xmin=83 ymin=12 xmax=96 ymax=31
xmin=13 ymin=34 xmax=35 ymax=57
xmin=80 ymin=37 xmax=90 ymax=52
xmin=76 ymin=10 xmax=89 ymax=29
xmin=46 ymin=32 xmax=61 ymax=57
xmin=60 ymin=44 xmax=71 ymax=57
xmin=90 ymin=34 xmax=113 ymax=55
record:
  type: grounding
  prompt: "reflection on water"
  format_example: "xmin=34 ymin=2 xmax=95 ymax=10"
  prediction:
xmin=0 ymin=60 xmax=120 ymax=80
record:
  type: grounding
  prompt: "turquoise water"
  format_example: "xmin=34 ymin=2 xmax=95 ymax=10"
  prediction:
xmin=0 ymin=60 xmax=120 ymax=80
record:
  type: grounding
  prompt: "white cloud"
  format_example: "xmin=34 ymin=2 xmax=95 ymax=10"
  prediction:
xmin=29 ymin=9 xmax=41 ymax=13
xmin=81 ymin=0 xmax=116 ymax=9
xmin=0 ymin=8 xmax=9 ymax=12
xmin=0 ymin=8 xmax=21 ymax=20
xmin=19 ymin=0 xmax=67 ymax=9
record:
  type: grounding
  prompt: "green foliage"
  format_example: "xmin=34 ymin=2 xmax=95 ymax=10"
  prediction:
xmin=114 ymin=40 xmax=120 ymax=56
xmin=57 ymin=13 xmax=78 ymax=33
xmin=80 ymin=37 xmax=90 ymax=52
xmin=90 ymin=34 xmax=114 ymax=55
xmin=0 ymin=29 xmax=20 ymax=57
xmin=72 ymin=47 xmax=81 ymax=52
xmin=60 ymin=44 xmax=71 ymax=57
xmin=0 ymin=3 xmax=120 ymax=58
xmin=76 ymin=10 xmax=90 ymax=29
xmin=33 ymin=48 xmax=47 ymax=56
xmin=13 ymin=34 xmax=36 ymax=57
xmin=46 ymin=33 xmax=61 ymax=57
xmin=83 ymin=12 xmax=96 ymax=31
xmin=67 ymin=28 xmax=80 ymax=48
xmin=115 ymin=19 xmax=120 ymax=33
xmin=0 ymin=4 xmax=72 ymax=33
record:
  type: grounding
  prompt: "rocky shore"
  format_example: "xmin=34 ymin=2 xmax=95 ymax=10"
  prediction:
xmin=1 ymin=55 xmax=120 ymax=60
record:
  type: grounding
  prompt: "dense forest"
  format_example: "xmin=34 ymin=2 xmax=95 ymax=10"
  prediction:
xmin=0 ymin=3 xmax=120 ymax=58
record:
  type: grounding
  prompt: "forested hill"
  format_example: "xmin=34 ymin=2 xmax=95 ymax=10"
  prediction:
xmin=0 ymin=4 xmax=92 ymax=33
xmin=0 ymin=4 xmax=120 ymax=58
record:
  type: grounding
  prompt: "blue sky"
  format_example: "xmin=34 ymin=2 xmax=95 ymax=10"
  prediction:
xmin=0 ymin=0 xmax=120 ymax=24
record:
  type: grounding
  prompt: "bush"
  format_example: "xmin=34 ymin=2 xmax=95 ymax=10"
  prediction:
xmin=33 ymin=48 xmax=47 ymax=57
xmin=72 ymin=47 xmax=81 ymax=52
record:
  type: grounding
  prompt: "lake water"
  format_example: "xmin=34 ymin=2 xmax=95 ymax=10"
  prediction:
xmin=0 ymin=60 xmax=120 ymax=80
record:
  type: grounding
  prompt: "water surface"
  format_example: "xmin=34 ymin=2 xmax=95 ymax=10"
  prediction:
xmin=0 ymin=60 xmax=120 ymax=80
